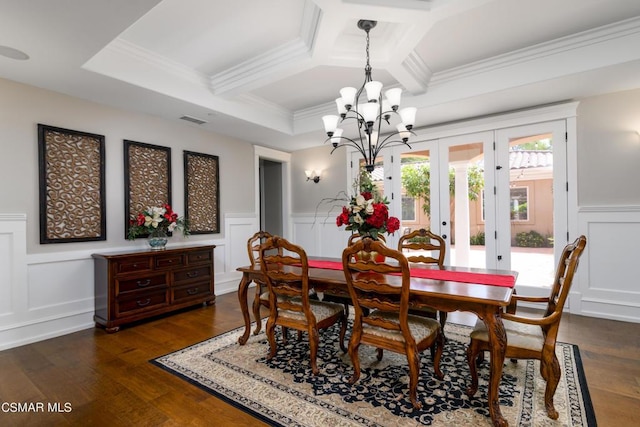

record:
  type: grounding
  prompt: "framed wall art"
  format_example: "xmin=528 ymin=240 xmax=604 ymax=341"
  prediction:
xmin=184 ymin=151 xmax=220 ymax=234
xmin=38 ymin=124 xmax=106 ymax=244
xmin=124 ymin=140 xmax=172 ymax=238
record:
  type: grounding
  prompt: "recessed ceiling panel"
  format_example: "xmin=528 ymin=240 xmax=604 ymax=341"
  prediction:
xmin=120 ymin=0 xmax=305 ymax=74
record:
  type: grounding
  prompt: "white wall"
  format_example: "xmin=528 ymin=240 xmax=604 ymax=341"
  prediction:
xmin=0 ymin=78 xmax=259 ymax=350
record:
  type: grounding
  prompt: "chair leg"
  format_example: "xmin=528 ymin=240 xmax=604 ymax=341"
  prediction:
xmin=266 ymin=317 xmax=277 ymax=360
xmin=376 ymin=348 xmax=383 ymax=361
xmin=541 ymin=353 xmax=561 ymax=420
xmin=348 ymin=333 xmax=362 ymax=384
xmin=438 ymin=311 xmax=448 ymax=339
xmin=433 ymin=330 xmax=444 ymax=380
xmin=308 ymin=326 xmax=320 ymax=375
xmin=466 ymin=339 xmax=481 ymax=397
xmin=405 ymin=343 xmax=422 ymax=409
xmin=338 ymin=313 xmax=348 ymax=353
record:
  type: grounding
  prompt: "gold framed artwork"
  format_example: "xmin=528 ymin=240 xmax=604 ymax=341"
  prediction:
xmin=38 ymin=124 xmax=106 ymax=244
xmin=124 ymin=140 xmax=172 ymax=238
xmin=184 ymin=151 xmax=220 ymax=234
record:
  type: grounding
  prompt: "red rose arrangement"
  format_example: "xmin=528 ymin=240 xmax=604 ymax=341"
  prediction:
xmin=127 ymin=204 xmax=189 ymax=240
xmin=336 ymin=189 xmax=400 ymax=240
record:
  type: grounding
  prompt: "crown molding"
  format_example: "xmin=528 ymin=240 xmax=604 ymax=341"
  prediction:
xmin=430 ymin=16 xmax=640 ymax=87
xmin=209 ymin=0 xmax=321 ymax=95
xmin=106 ymin=38 xmax=209 ymax=88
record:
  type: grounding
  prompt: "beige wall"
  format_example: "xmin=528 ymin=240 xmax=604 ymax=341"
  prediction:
xmin=0 ymin=78 xmax=255 ymax=254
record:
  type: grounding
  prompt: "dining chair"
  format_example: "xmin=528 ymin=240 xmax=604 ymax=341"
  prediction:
xmin=397 ymin=228 xmax=448 ymax=334
xmin=260 ymin=236 xmax=347 ymax=375
xmin=466 ymin=235 xmax=587 ymax=420
xmin=247 ymin=230 xmax=276 ymax=335
xmin=342 ymin=237 xmax=444 ymax=409
xmin=323 ymin=233 xmax=388 ymax=316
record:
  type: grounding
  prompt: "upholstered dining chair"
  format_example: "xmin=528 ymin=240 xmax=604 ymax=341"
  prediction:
xmin=466 ymin=235 xmax=587 ymax=420
xmin=260 ymin=236 xmax=347 ymax=375
xmin=342 ymin=237 xmax=444 ymax=409
xmin=397 ymin=228 xmax=449 ymax=333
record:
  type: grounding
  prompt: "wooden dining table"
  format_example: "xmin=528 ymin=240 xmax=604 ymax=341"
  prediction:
xmin=236 ymin=257 xmax=517 ymax=427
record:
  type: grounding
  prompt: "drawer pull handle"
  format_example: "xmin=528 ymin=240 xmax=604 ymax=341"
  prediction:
xmin=137 ymin=298 xmax=151 ymax=307
xmin=136 ymin=279 xmax=151 ymax=287
xmin=187 ymin=288 xmax=198 ymax=295
xmin=133 ymin=264 xmax=138 ymax=268
xmin=187 ymin=271 xmax=199 ymax=278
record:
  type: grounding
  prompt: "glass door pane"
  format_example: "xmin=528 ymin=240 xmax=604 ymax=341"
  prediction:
xmin=508 ymin=134 xmax=555 ymax=286
xmin=446 ymin=141 xmax=487 ymax=268
xmin=400 ymin=149 xmax=432 ymax=233
xmin=496 ymin=121 xmax=567 ymax=289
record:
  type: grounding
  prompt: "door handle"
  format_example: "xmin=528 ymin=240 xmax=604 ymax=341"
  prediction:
xmin=442 ymin=221 xmax=447 ymax=226
xmin=442 ymin=234 xmax=447 ymax=239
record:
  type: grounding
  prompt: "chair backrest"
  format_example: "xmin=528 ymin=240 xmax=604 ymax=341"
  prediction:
xmin=342 ymin=237 xmax=411 ymax=331
xmin=247 ymin=230 xmax=278 ymax=269
xmin=545 ymin=235 xmax=587 ymax=319
xmin=397 ymin=228 xmax=445 ymax=266
xmin=348 ymin=233 xmax=386 ymax=246
xmin=259 ymin=236 xmax=311 ymax=316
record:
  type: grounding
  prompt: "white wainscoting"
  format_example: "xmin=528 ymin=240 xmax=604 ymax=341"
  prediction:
xmin=573 ymin=206 xmax=640 ymax=323
xmin=0 ymin=213 xmax=257 ymax=351
xmin=291 ymin=214 xmax=352 ymax=258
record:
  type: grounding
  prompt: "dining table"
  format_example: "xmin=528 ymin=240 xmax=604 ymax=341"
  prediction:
xmin=236 ymin=257 xmax=517 ymax=427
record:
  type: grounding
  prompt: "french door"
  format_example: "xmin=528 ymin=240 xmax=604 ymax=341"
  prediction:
xmin=391 ymin=119 xmax=567 ymax=288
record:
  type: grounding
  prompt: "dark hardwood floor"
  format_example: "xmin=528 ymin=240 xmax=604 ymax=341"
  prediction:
xmin=0 ymin=292 xmax=638 ymax=426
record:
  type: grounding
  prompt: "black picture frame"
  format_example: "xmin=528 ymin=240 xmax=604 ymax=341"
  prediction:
xmin=38 ymin=124 xmax=106 ymax=244
xmin=184 ymin=150 xmax=220 ymax=234
xmin=124 ymin=140 xmax=172 ymax=239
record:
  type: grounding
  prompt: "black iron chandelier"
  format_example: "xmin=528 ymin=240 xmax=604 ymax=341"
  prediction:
xmin=321 ymin=19 xmax=416 ymax=173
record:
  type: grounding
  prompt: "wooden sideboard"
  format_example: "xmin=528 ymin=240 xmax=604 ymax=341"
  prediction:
xmin=92 ymin=244 xmax=215 ymax=332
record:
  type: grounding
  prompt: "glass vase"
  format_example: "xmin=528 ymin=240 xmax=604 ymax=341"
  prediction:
xmin=148 ymin=228 xmax=168 ymax=251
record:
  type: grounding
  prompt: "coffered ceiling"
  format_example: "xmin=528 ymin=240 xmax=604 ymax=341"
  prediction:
xmin=2 ymin=0 xmax=640 ymax=151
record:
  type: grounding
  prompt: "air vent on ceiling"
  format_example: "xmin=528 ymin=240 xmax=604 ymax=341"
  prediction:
xmin=179 ymin=115 xmax=207 ymax=125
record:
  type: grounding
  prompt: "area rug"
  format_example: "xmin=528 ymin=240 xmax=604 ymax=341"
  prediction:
xmin=151 ymin=321 xmax=596 ymax=426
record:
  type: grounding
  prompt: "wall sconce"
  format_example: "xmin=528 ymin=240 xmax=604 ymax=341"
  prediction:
xmin=305 ymin=170 xmax=321 ymax=183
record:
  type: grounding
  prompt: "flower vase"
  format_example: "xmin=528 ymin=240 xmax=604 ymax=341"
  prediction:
xmin=148 ymin=229 xmax=168 ymax=250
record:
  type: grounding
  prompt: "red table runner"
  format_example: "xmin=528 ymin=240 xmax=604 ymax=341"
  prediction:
xmin=307 ymin=259 xmax=515 ymax=288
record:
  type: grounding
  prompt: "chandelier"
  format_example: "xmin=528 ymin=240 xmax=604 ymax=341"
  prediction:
xmin=321 ymin=19 xmax=416 ymax=173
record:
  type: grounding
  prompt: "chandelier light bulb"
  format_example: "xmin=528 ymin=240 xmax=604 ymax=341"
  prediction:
xmin=331 ymin=128 xmax=343 ymax=147
xmin=396 ymin=123 xmax=410 ymax=142
xmin=361 ymin=103 xmax=379 ymax=124
xmin=322 ymin=115 xmax=339 ymax=135
xmin=370 ymin=130 xmax=379 ymax=146
xmin=335 ymin=98 xmax=347 ymax=117
xmin=399 ymin=107 xmax=417 ymax=130
xmin=340 ymin=87 xmax=357 ymax=110
xmin=384 ymin=88 xmax=402 ymax=110
xmin=364 ymin=81 xmax=383 ymax=102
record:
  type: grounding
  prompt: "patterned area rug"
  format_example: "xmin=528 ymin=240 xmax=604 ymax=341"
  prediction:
xmin=151 ymin=321 xmax=596 ymax=426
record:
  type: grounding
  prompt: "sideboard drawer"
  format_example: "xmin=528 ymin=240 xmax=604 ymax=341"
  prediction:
xmin=155 ymin=254 xmax=184 ymax=269
xmin=116 ymin=274 xmax=167 ymax=295
xmin=116 ymin=290 xmax=169 ymax=317
xmin=172 ymin=282 xmax=212 ymax=304
xmin=173 ymin=265 xmax=212 ymax=286
xmin=116 ymin=257 xmax=152 ymax=274
xmin=188 ymin=250 xmax=212 ymax=264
